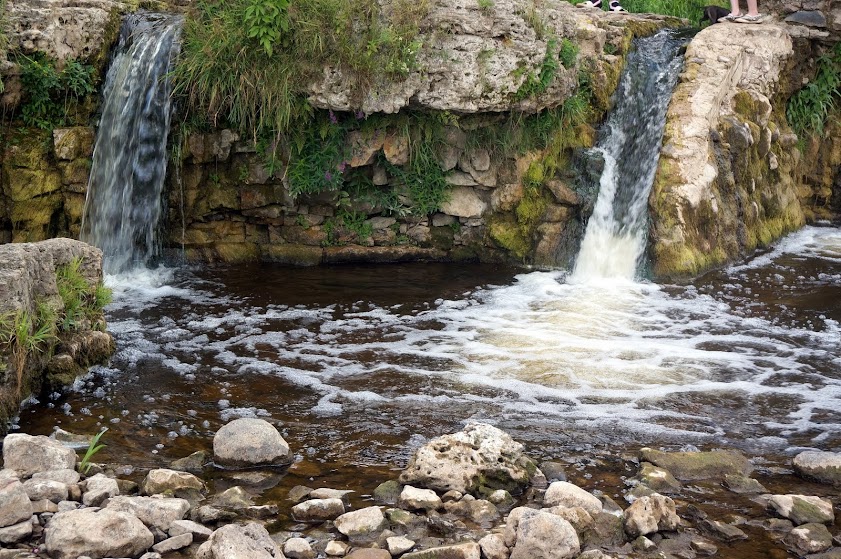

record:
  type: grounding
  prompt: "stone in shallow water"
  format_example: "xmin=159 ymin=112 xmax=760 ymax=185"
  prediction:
xmin=291 ymin=498 xmax=345 ymax=522
xmin=784 ymin=522 xmax=833 ymax=555
xmin=283 ymin=536 xmax=315 ymax=559
xmin=2 ymin=434 xmax=77 ymax=477
xmin=324 ymin=540 xmax=349 ymax=556
xmin=196 ymin=522 xmax=283 ymax=559
xmin=170 ymin=450 xmax=208 ymax=473
xmin=623 ymin=493 xmax=680 ymax=538
xmin=544 ymin=481 xmax=603 ymax=516
xmin=768 ymin=494 xmax=835 ymax=525
xmin=399 ymin=422 xmax=536 ymax=496
xmin=212 ymin=418 xmax=292 ymax=468
xmin=142 ymin=468 xmax=205 ymax=496
xmin=504 ymin=508 xmax=578 ymax=559
xmin=399 ymin=485 xmax=443 ymax=511
xmin=387 ymin=535 xmax=416 ymax=555
xmin=309 ymin=487 xmax=354 ymax=500
xmin=722 ymin=474 xmax=767 ymax=494
xmin=639 ymin=448 xmax=752 ymax=481
xmin=288 ymin=485 xmax=314 ymax=503
xmin=793 ymin=451 xmax=841 ymax=486
xmin=334 ymin=506 xmax=386 ymax=541
xmin=373 ymin=480 xmax=401 ymax=505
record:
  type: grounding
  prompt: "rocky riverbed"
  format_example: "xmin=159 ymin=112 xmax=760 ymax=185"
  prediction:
xmin=0 ymin=421 xmax=839 ymax=559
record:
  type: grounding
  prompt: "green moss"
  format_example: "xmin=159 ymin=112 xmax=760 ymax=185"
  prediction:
xmin=214 ymin=242 xmax=260 ymax=262
xmin=489 ymin=215 xmax=530 ymax=259
xmin=516 ymin=187 xmax=548 ymax=236
xmin=260 ymin=243 xmax=323 ymax=265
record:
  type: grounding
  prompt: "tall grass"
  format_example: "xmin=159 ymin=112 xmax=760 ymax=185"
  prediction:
xmin=568 ymin=0 xmax=728 ymax=21
xmin=0 ymin=308 xmax=57 ymax=396
xmin=173 ymin=0 xmax=428 ymax=138
xmin=787 ymin=43 xmax=841 ymax=139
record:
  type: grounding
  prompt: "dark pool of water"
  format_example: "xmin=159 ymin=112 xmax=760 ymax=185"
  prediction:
xmin=6 ymin=225 xmax=841 ymax=556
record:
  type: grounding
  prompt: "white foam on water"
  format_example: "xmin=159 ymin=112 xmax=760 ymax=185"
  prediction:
xmin=83 ymin=226 xmax=841 ymax=449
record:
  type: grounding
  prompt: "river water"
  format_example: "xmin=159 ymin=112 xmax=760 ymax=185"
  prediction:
xmin=13 ymin=224 xmax=841 ymax=478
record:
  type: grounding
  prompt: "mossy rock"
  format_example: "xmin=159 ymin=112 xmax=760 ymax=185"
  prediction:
xmin=639 ymin=448 xmax=752 ymax=481
xmin=489 ymin=215 xmax=530 ymax=259
xmin=213 ymin=242 xmax=260 ymax=263
xmin=5 ymin=168 xmax=62 ymax=202
xmin=260 ymin=244 xmax=323 ymax=266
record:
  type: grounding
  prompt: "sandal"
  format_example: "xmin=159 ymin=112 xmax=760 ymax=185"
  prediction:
xmin=577 ymin=0 xmax=602 ymax=8
xmin=609 ymin=1 xmax=627 ymax=12
xmin=722 ymin=12 xmax=739 ymax=20
xmin=734 ymin=13 xmax=764 ymax=23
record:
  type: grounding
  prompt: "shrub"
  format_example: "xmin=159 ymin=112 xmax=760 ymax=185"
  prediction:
xmin=16 ymin=54 xmax=95 ymax=129
xmin=787 ymin=43 xmax=841 ymax=139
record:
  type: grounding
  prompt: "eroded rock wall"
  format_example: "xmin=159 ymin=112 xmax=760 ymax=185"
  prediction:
xmin=648 ymin=23 xmax=835 ymax=280
xmin=0 ymin=239 xmax=114 ymax=431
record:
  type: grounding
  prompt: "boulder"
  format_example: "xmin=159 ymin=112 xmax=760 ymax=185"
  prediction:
xmin=309 ymin=488 xmax=354 ymax=500
xmin=2 ymin=434 xmax=77 ymax=477
xmin=152 ymin=533 xmax=193 ymax=554
xmin=792 ymin=451 xmax=841 ymax=486
xmin=634 ymin=462 xmax=681 ymax=493
xmin=722 ymin=474 xmax=767 ymax=494
xmin=325 ymin=540 xmax=350 ymax=556
xmin=82 ymin=473 xmax=120 ymax=506
xmin=346 ymin=550 xmax=391 ymax=559
xmin=784 ymin=523 xmax=833 ymax=556
xmin=196 ymin=522 xmax=284 ymax=559
xmin=623 ymin=494 xmax=680 ymax=537
xmin=23 ymin=478 xmax=69 ymax=502
xmin=0 ymin=519 xmax=33 ymax=544
xmin=0 ymin=477 xmax=33 ymax=528
xmin=31 ymin=469 xmax=80 ymax=485
xmin=399 ymin=485 xmax=443 ymax=511
xmin=440 ymin=187 xmax=487 ymax=218
xmin=169 ymin=519 xmax=213 ymax=541
xmin=505 ymin=507 xmax=579 ymax=559
xmin=212 ymin=418 xmax=292 ymax=468
xmin=767 ymin=494 xmax=835 ymax=525
xmin=45 ymin=508 xmax=154 ymax=559
xmin=334 ymin=506 xmax=386 ymax=541
xmin=292 ymin=498 xmax=346 ymax=521
xmin=478 ymin=533 xmax=508 ymax=559
xmin=638 ymin=448 xmax=752 ymax=480
xmin=373 ymin=480 xmax=402 ymax=505
xmin=543 ymin=481 xmax=603 ymax=516
xmin=284 ymin=537 xmax=316 ymax=559
xmin=387 ymin=535 xmax=416 ymax=555
xmin=141 ymin=468 xmax=205 ymax=495
xmin=400 ymin=422 xmax=538 ymax=495
xmin=105 ymin=495 xmax=190 ymax=531
xmin=402 ymin=542 xmax=481 ymax=559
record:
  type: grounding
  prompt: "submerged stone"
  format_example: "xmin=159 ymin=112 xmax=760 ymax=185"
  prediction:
xmin=792 ymin=451 xmax=841 ymax=487
xmin=212 ymin=418 xmax=292 ymax=468
xmin=639 ymin=448 xmax=752 ymax=480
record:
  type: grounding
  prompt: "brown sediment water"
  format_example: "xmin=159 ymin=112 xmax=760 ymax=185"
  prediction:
xmin=9 ymin=225 xmax=841 ymax=556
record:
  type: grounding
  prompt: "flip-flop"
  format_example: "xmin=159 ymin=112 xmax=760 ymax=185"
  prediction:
xmin=577 ymin=1 xmax=602 ymax=8
xmin=734 ymin=14 xmax=764 ymax=23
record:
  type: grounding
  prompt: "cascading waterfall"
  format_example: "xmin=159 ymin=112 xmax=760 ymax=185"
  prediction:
xmin=572 ymin=30 xmax=689 ymax=281
xmin=81 ymin=13 xmax=184 ymax=274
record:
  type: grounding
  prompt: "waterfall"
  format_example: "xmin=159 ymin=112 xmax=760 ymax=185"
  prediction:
xmin=81 ymin=13 xmax=184 ymax=274
xmin=571 ymin=30 xmax=688 ymax=281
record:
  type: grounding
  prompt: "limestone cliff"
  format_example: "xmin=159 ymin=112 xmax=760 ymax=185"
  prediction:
xmin=0 ymin=239 xmax=115 ymax=431
xmin=649 ymin=21 xmax=838 ymax=280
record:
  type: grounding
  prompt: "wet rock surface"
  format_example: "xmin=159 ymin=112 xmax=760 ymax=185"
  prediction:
xmin=1 ymin=421 xmax=839 ymax=559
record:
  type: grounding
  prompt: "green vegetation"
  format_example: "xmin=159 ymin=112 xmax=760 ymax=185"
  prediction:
xmin=558 ymin=38 xmax=578 ymax=69
xmin=787 ymin=43 xmax=841 ymax=140
xmin=79 ymin=428 xmax=108 ymax=474
xmin=515 ymin=39 xmax=560 ymax=101
xmin=56 ymin=258 xmax=112 ymax=332
xmin=16 ymin=53 xmax=95 ymax=129
xmin=0 ymin=307 xmax=56 ymax=396
xmin=618 ymin=0 xmax=727 ymax=20
xmin=173 ymin=0 xmax=428 ymax=137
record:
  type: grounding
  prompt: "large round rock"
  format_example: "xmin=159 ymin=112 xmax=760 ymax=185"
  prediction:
xmin=213 ymin=418 xmax=291 ymax=469
xmin=45 ymin=508 xmax=154 ymax=559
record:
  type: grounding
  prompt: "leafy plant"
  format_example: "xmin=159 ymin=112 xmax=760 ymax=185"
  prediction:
xmin=787 ymin=43 xmax=841 ymax=139
xmin=617 ymin=0 xmax=726 ymax=19
xmin=79 ymin=428 xmax=108 ymax=474
xmin=244 ymin=0 xmax=290 ymax=56
xmin=477 ymin=0 xmax=494 ymax=12
xmin=0 ymin=308 xmax=56 ymax=397
xmin=17 ymin=53 xmax=95 ymax=129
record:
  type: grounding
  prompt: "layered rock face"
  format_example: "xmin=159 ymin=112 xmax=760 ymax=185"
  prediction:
xmin=649 ymin=23 xmax=809 ymax=279
xmin=0 ymin=239 xmax=114 ymax=431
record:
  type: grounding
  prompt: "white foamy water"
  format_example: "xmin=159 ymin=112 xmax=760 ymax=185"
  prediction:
xmin=71 ymin=225 xmax=841 ymax=453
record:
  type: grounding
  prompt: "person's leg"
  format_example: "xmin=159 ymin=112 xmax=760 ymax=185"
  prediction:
xmin=746 ymin=0 xmax=759 ymax=15
xmin=725 ymin=0 xmax=741 ymax=18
